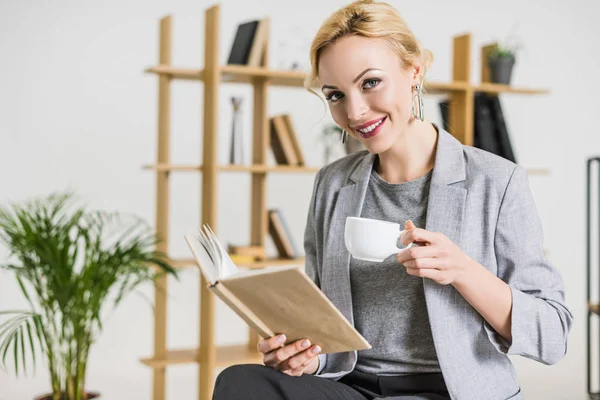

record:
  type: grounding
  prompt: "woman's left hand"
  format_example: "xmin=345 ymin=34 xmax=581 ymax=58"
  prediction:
xmin=396 ymin=220 xmax=476 ymax=286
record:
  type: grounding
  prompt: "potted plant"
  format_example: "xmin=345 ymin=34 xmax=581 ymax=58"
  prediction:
xmin=487 ymin=26 xmax=524 ymax=85
xmin=0 ymin=191 xmax=177 ymax=400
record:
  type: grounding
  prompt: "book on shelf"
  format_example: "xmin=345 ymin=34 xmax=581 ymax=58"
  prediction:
xmin=227 ymin=18 xmax=268 ymax=67
xmin=270 ymin=115 xmax=299 ymax=165
xmin=282 ymin=114 xmax=305 ymax=166
xmin=440 ymin=95 xmax=517 ymax=163
xmin=269 ymin=114 xmax=305 ymax=166
xmin=184 ymin=225 xmax=371 ymax=354
xmin=268 ymin=209 xmax=299 ymax=259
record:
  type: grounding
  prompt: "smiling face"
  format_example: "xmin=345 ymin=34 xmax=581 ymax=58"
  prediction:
xmin=318 ymin=35 xmax=420 ymax=154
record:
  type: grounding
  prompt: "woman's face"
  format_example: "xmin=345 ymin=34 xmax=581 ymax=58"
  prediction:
xmin=318 ymin=35 xmax=419 ymax=154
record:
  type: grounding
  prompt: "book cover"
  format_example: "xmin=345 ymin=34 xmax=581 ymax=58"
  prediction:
xmin=227 ymin=20 xmax=260 ymax=65
xmin=183 ymin=225 xmax=371 ymax=354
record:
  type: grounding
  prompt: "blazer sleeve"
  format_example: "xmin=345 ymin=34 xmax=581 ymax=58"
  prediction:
xmin=485 ymin=164 xmax=573 ymax=365
xmin=303 ymin=169 xmax=328 ymax=375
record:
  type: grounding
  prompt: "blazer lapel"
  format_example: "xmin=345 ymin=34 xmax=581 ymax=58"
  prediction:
xmin=322 ymin=153 xmax=375 ymax=374
xmin=323 ymin=152 xmax=375 ymax=324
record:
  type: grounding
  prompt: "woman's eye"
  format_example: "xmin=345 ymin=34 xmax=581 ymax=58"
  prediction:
xmin=363 ymin=78 xmax=381 ymax=89
xmin=326 ymin=92 xmax=343 ymax=102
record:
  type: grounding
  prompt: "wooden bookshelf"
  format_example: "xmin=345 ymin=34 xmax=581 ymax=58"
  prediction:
xmin=141 ymin=6 xmax=550 ymax=400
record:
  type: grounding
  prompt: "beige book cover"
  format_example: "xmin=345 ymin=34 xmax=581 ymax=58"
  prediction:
xmin=184 ymin=225 xmax=371 ymax=354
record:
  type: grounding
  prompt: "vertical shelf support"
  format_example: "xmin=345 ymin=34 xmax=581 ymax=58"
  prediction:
xmin=449 ymin=33 xmax=474 ymax=146
xmin=199 ymin=5 xmax=220 ymax=400
xmin=249 ymin=18 xmax=270 ymax=350
xmin=153 ymin=14 xmax=172 ymax=400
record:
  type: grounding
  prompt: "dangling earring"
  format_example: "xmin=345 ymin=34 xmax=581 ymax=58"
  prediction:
xmin=341 ymin=129 xmax=348 ymax=143
xmin=412 ymin=83 xmax=424 ymax=121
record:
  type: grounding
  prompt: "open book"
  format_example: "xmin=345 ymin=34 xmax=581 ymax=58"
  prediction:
xmin=184 ymin=224 xmax=371 ymax=354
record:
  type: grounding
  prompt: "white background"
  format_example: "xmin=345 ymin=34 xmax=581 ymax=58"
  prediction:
xmin=1 ymin=0 xmax=599 ymax=399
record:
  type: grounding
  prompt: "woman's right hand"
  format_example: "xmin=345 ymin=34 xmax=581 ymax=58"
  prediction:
xmin=258 ymin=334 xmax=322 ymax=376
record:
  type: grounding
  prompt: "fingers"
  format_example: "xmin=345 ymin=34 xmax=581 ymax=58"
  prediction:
xmin=403 ymin=257 xmax=440 ymax=270
xmin=400 ymin=224 xmax=440 ymax=247
xmin=405 ymin=265 xmax=444 ymax=281
xmin=263 ymin=338 xmax=320 ymax=370
xmin=279 ymin=344 xmax=321 ymax=375
xmin=257 ymin=334 xmax=286 ymax=355
xmin=396 ymin=245 xmax=441 ymax=264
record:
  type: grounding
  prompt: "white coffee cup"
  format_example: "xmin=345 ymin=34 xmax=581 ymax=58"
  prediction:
xmin=344 ymin=216 xmax=414 ymax=262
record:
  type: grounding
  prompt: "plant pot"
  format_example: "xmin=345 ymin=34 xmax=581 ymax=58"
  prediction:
xmin=488 ymin=56 xmax=515 ymax=85
xmin=34 ymin=392 xmax=100 ymax=400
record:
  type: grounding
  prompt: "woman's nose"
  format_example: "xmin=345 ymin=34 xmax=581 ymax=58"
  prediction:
xmin=346 ymin=97 xmax=369 ymax=122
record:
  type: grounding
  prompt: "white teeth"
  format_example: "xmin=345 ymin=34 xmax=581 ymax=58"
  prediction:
xmin=357 ymin=118 xmax=384 ymax=134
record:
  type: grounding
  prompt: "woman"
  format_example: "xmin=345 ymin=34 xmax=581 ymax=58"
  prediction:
xmin=213 ymin=1 xmax=572 ymax=399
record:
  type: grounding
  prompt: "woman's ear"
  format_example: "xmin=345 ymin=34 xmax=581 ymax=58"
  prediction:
xmin=411 ymin=64 xmax=422 ymax=83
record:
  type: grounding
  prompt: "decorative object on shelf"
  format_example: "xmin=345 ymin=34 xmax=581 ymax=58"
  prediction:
xmin=487 ymin=25 xmax=524 ymax=85
xmin=229 ymin=96 xmax=244 ymax=165
xmin=0 ymin=191 xmax=176 ymax=400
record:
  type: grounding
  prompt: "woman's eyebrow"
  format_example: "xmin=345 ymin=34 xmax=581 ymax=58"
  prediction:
xmin=321 ymin=68 xmax=382 ymax=91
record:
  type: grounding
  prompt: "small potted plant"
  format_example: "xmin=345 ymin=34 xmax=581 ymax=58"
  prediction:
xmin=0 ymin=191 xmax=177 ymax=400
xmin=487 ymin=26 xmax=524 ymax=85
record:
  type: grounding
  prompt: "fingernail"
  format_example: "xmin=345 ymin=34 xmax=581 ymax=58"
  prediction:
xmin=301 ymin=339 xmax=310 ymax=348
xmin=277 ymin=335 xmax=286 ymax=344
xmin=312 ymin=346 xmax=321 ymax=354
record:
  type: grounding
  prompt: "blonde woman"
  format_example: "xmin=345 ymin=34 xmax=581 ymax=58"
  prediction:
xmin=213 ymin=1 xmax=572 ymax=399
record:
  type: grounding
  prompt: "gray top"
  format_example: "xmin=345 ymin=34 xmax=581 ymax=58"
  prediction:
xmin=350 ymin=165 xmax=440 ymax=376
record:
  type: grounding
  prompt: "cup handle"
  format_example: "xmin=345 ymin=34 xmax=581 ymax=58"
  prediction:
xmin=397 ymin=229 xmax=414 ymax=252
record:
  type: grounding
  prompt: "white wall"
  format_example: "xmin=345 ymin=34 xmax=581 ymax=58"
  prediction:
xmin=1 ymin=0 xmax=599 ymax=399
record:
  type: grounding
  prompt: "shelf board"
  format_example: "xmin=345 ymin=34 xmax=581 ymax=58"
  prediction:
xmin=144 ymin=163 xmax=548 ymax=176
xmin=219 ymin=165 xmax=319 ymax=173
xmin=220 ymin=64 xmax=307 ymax=87
xmin=424 ymin=81 xmax=471 ymax=94
xmin=146 ymin=65 xmax=549 ymax=95
xmin=169 ymin=257 xmax=306 ymax=269
xmin=140 ymin=344 xmax=262 ymax=368
xmin=145 ymin=65 xmax=204 ymax=81
xmin=474 ymin=83 xmax=549 ymax=95
xmin=145 ymin=64 xmax=306 ymax=87
xmin=590 ymin=303 xmax=599 ymax=315
xmin=143 ymin=163 xmax=319 ymax=173
xmin=143 ymin=164 xmax=202 ymax=172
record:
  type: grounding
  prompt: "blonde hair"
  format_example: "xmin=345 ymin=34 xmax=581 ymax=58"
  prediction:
xmin=304 ymin=0 xmax=433 ymax=94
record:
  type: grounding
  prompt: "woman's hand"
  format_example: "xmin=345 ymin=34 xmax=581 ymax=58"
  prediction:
xmin=258 ymin=334 xmax=321 ymax=376
xmin=396 ymin=220 xmax=476 ymax=286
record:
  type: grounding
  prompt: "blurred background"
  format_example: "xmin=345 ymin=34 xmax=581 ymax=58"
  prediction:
xmin=1 ymin=0 xmax=599 ymax=399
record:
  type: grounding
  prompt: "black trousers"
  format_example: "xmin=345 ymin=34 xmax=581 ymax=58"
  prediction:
xmin=212 ymin=364 xmax=451 ymax=400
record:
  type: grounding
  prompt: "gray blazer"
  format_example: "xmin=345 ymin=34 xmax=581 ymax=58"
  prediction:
xmin=304 ymin=128 xmax=573 ymax=400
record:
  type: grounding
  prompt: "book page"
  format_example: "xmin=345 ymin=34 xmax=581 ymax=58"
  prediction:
xmin=184 ymin=235 xmax=219 ymax=284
